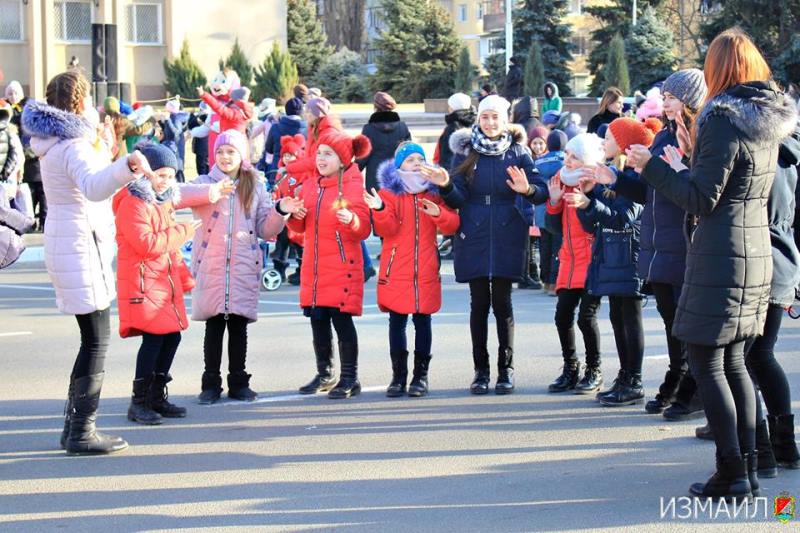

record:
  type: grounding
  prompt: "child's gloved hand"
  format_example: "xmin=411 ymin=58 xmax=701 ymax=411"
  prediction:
xmin=363 ymin=188 xmax=383 ymax=210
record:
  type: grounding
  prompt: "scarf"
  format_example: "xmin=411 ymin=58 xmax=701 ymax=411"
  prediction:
xmin=470 ymin=124 xmax=512 ymax=156
xmin=397 ymin=170 xmax=428 ymax=194
xmin=559 ymin=167 xmax=583 ymax=187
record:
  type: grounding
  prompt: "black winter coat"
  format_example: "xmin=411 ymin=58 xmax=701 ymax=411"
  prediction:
xmin=587 ymin=109 xmax=622 ymax=135
xmin=770 ymin=124 xmax=800 ymax=306
xmin=358 ymin=111 xmax=411 ymax=191
xmin=437 ymin=108 xmax=476 ymax=172
xmin=640 ymin=82 xmax=797 ymax=346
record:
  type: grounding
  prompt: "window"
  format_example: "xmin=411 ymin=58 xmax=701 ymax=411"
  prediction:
xmin=54 ymin=1 xmax=92 ymax=42
xmin=0 ymin=0 xmax=23 ymax=42
xmin=126 ymin=2 xmax=162 ymax=44
xmin=570 ymin=0 xmax=582 ymax=15
xmin=458 ymin=4 xmax=467 ymax=22
xmin=477 ymin=2 xmax=483 ymax=19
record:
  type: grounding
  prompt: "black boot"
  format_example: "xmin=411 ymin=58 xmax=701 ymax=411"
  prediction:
xmin=596 ymin=369 xmax=626 ymax=403
xmin=645 ymin=369 xmax=683 ymax=414
xmin=470 ymin=350 xmax=490 ymax=395
xmin=768 ymin=414 xmax=800 ymax=469
xmin=60 ymin=378 xmax=74 ymax=450
xmin=744 ymin=452 xmax=760 ymax=497
xmin=663 ymin=373 xmax=704 ymax=421
xmin=299 ymin=342 xmax=337 ymax=394
xmin=273 ymin=259 xmax=289 ymax=282
xmin=495 ymin=347 xmax=515 ymax=394
xmin=228 ymin=371 xmax=258 ymax=401
xmin=689 ymin=454 xmax=752 ymax=501
xmin=66 ymin=372 xmax=129 ymax=456
xmin=575 ymin=364 xmax=603 ymax=395
xmin=150 ymin=373 xmax=187 ymax=418
xmin=600 ymin=371 xmax=644 ymax=406
xmin=408 ymin=352 xmax=431 ymax=397
xmin=754 ymin=419 xmax=777 ymax=478
xmin=548 ymin=362 xmax=580 ymax=393
xmin=329 ymin=341 xmax=361 ymax=399
xmin=198 ymin=371 xmax=222 ymax=404
xmin=695 ymin=423 xmax=714 ymax=441
xmin=128 ymin=376 xmax=163 ymax=425
xmin=386 ymin=350 xmax=409 ymax=397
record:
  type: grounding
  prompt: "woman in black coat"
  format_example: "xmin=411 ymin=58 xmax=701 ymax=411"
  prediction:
xmin=627 ymin=29 xmax=798 ymax=501
xmin=358 ymin=92 xmax=411 ymax=192
xmin=587 ymin=87 xmax=624 ymax=134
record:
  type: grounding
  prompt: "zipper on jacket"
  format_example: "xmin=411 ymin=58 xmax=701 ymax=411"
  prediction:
xmin=311 ymin=181 xmax=325 ymax=307
xmin=139 ymin=262 xmax=145 ymax=293
xmin=335 ymin=231 xmax=346 ymax=263
xmin=566 ymin=202 xmax=575 ymax=288
xmin=91 ymin=230 xmax=110 ymax=293
xmin=223 ymin=190 xmax=236 ymax=320
xmin=385 ymin=246 xmax=397 ymax=277
xmin=488 ymin=165 xmax=494 ymax=279
xmin=647 ymin=186 xmax=657 ymax=281
xmin=166 ymin=256 xmax=185 ymax=329
xmin=413 ymin=195 xmax=420 ymax=311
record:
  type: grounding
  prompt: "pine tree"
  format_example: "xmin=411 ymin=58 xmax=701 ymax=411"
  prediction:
xmin=252 ymin=42 xmax=299 ymax=103
xmin=512 ymin=0 xmax=573 ymax=96
xmin=774 ymin=33 xmax=800 ymax=87
xmin=163 ymin=39 xmax=207 ymax=98
xmin=483 ymin=53 xmax=507 ymax=91
xmin=625 ymin=7 xmax=677 ymax=92
xmin=219 ymin=38 xmax=253 ymax=88
xmin=523 ymin=41 xmax=546 ymax=97
xmin=454 ymin=46 xmax=477 ymax=93
xmin=287 ymin=0 xmax=334 ymax=81
xmin=310 ymin=47 xmax=369 ymax=102
xmin=604 ymin=33 xmax=630 ymax=95
xmin=585 ymin=0 xmax=664 ymax=96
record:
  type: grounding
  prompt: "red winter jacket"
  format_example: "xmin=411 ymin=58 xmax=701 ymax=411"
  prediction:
xmin=285 ymin=116 xmax=340 ymax=184
xmin=273 ymin=169 xmax=305 ymax=246
xmin=545 ymin=175 xmax=594 ymax=292
xmin=373 ymin=162 xmax=460 ymax=315
xmin=287 ymin=163 xmax=371 ymax=315
xmin=112 ymin=182 xmax=195 ymax=338
xmin=201 ymin=92 xmax=254 ymax=137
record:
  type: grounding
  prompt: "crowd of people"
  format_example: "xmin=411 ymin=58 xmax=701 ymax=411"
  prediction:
xmin=2 ymin=27 xmax=799 ymax=503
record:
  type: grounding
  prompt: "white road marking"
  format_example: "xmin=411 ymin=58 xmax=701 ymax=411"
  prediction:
xmin=0 ymin=331 xmax=33 ymax=337
xmin=205 ymin=385 xmax=387 ymax=406
xmin=0 ymin=284 xmax=55 ymax=292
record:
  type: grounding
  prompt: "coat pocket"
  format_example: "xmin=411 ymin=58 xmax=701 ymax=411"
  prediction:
xmin=385 ymin=246 xmax=397 ymax=278
xmin=335 ymin=231 xmax=346 ymax=263
xmin=602 ymin=233 xmax=634 ymax=268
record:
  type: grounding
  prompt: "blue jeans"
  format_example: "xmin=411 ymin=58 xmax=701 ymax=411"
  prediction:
xmin=389 ymin=312 xmax=432 ymax=355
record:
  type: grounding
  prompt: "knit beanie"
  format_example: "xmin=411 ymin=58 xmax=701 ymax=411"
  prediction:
xmin=308 ymin=87 xmax=322 ymax=98
xmin=596 ymin=123 xmax=609 ymax=140
xmin=284 ymin=97 xmax=304 ymax=117
xmin=374 ymin=91 xmax=397 ymax=112
xmin=529 ymin=126 xmax=550 ymax=142
xmin=4 ymin=81 xmax=23 ymax=102
xmin=214 ymin=129 xmax=251 ymax=168
xmin=546 ymin=130 xmax=568 ymax=152
xmin=165 ymin=98 xmax=181 ymax=114
xmin=447 ymin=92 xmax=472 ymax=112
xmin=608 ymin=117 xmax=662 ymax=151
xmin=542 ymin=110 xmax=561 ymax=126
xmin=279 ymin=134 xmax=305 ymax=167
xmin=317 ymin=129 xmax=372 ymax=165
xmin=394 ymin=142 xmax=426 ymax=168
xmin=306 ymin=96 xmax=331 ymax=118
xmin=662 ymin=68 xmax=708 ymax=111
xmin=103 ymin=96 xmax=120 ymax=115
xmin=477 ymin=94 xmax=510 ymax=118
xmin=565 ymin=133 xmax=604 ymax=167
xmin=139 ymin=143 xmax=178 ymax=172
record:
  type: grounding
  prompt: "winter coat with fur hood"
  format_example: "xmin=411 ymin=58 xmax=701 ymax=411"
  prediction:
xmin=441 ymin=124 xmax=548 ymax=282
xmin=287 ymin=163 xmax=372 ymax=315
xmin=545 ymin=173 xmax=594 ymax=291
xmin=436 ymin=108 xmax=477 ymax=172
xmin=373 ymin=161 xmax=460 ymax=315
xmin=358 ymin=111 xmax=412 ymax=192
xmin=22 ymin=100 xmax=136 ymax=315
xmin=641 ymin=81 xmax=798 ymax=346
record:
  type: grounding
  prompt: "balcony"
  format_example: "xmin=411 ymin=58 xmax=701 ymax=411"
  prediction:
xmin=482 ymin=0 xmax=505 ymax=31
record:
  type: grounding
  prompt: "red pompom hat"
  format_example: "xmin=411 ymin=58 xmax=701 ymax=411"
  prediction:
xmin=317 ymin=129 xmax=372 ymax=165
xmin=279 ymin=134 xmax=305 ymax=167
xmin=608 ymin=117 xmax=662 ymax=151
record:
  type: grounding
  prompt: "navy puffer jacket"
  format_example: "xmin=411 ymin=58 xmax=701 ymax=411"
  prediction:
xmin=441 ymin=125 xmax=548 ymax=282
xmin=770 ymin=124 xmax=800 ymax=306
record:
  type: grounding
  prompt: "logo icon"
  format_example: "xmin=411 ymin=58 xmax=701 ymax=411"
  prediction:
xmin=775 ymin=491 xmax=795 ymax=523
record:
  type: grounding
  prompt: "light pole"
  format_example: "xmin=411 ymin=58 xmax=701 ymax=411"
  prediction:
xmin=632 ymin=0 xmax=637 ymax=26
xmin=505 ymin=0 xmax=513 ymax=71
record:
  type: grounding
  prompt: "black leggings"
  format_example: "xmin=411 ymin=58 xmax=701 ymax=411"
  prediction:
xmin=389 ymin=312 xmax=432 ymax=355
xmin=688 ymin=340 xmax=755 ymax=458
xmin=747 ymin=304 xmax=792 ymax=418
xmin=539 ymin=229 xmax=561 ymax=284
xmin=468 ymin=277 xmax=514 ymax=361
xmin=135 ymin=332 xmax=182 ymax=379
xmin=650 ymin=282 xmax=687 ymax=377
xmin=554 ymin=289 xmax=601 ymax=366
xmin=203 ymin=314 xmax=249 ymax=374
xmin=608 ymin=296 xmax=644 ymax=374
xmin=310 ymin=307 xmax=358 ymax=346
xmin=72 ymin=308 xmax=110 ymax=379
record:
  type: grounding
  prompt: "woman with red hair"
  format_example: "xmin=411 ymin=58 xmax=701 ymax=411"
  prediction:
xmin=627 ymin=28 xmax=798 ymax=500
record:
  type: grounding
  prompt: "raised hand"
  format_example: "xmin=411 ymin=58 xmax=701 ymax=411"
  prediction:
xmin=419 ymin=164 xmax=450 ymax=187
xmin=625 ymin=145 xmax=653 ymax=173
xmin=578 ymin=177 xmax=596 ymax=194
xmin=196 ymin=86 xmax=204 ymax=97
xmin=209 ymin=178 xmax=236 ymax=202
xmin=127 ymin=150 xmax=154 ymax=178
xmin=661 ymin=144 xmax=688 ymax=172
xmin=593 ymin=164 xmax=617 ymax=185
xmin=548 ymin=176 xmax=565 ymax=205
xmin=419 ymin=198 xmax=441 ymax=217
xmin=336 ymin=208 xmax=354 ymax=226
xmin=363 ymin=187 xmax=383 ymax=210
xmin=278 ymin=196 xmax=304 ymax=214
xmin=564 ymin=190 xmax=590 ymax=210
xmin=675 ymin=111 xmax=692 ymax=156
xmin=506 ymin=166 xmax=532 ymax=194
xmin=292 ymin=206 xmax=308 ymax=220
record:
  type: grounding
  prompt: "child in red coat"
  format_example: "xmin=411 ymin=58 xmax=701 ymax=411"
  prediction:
xmin=272 ymin=134 xmax=306 ymax=282
xmin=287 ymin=129 xmax=372 ymax=399
xmin=365 ymin=142 xmax=459 ymax=397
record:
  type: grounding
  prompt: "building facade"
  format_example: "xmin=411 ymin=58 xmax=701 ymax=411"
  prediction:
xmin=0 ymin=0 xmax=287 ymax=101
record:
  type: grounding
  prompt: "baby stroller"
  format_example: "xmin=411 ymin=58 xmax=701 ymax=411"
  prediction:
xmin=181 ymin=239 xmax=282 ymax=292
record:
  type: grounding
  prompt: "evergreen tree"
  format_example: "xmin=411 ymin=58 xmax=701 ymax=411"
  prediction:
xmin=374 ymin=0 xmax=461 ymax=101
xmin=523 ymin=41 xmax=546 ymax=97
xmin=454 ymin=46 xmax=477 ymax=93
xmin=219 ymin=38 xmax=253 ymax=88
xmin=163 ymin=39 xmax=207 ymax=98
xmin=310 ymin=48 xmax=369 ymax=102
xmin=604 ymin=33 xmax=630 ymax=95
xmin=287 ymin=0 xmax=334 ymax=81
xmin=483 ymin=53 xmax=507 ymax=91
xmin=252 ymin=42 xmax=299 ymax=103
xmin=774 ymin=33 xmax=800 ymax=87
xmin=513 ymin=0 xmax=574 ymax=96
xmin=585 ymin=0 xmax=664 ymax=96
xmin=625 ymin=7 xmax=677 ymax=92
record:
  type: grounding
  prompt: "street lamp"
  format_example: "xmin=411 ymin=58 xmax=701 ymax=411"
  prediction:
xmin=632 ymin=0 xmax=637 ymax=26
xmin=505 ymin=0 xmax=513 ymax=70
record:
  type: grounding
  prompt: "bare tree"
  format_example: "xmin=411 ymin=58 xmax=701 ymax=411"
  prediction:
xmin=322 ymin=0 xmax=367 ymax=52
xmin=659 ymin=0 xmax=705 ymax=67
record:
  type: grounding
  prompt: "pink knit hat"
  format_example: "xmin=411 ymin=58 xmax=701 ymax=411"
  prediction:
xmin=214 ymin=129 xmax=251 ymax=168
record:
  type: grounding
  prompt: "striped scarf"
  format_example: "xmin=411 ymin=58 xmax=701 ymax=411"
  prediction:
xmin=470 ymin=124 xmax=512 ymax=156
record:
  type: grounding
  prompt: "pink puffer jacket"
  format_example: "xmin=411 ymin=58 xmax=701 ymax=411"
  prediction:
xmin=189 ymin=165 xmax=287 ymax=322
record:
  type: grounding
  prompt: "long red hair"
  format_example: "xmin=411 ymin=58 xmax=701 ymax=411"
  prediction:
xmin=703 ymin=28 xmax=771 ymax=103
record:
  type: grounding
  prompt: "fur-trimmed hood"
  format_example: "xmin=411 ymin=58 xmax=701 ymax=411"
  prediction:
xmin=122 ymin=176 xmax=179 ymax=205
xmin=697 ymin=81 xmax=798 ymax=145
xmin=21 ymin=100 xmax=94 ymax=141
xmin=377 ymin=160 xmax=439 ymax=196
xmin=448 ymin=123 xmax=528 ymax=157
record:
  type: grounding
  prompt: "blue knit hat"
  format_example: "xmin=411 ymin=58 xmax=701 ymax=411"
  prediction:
xmin=394 ymin=142 xmax=426 ymax=168
xmin=139 ymin=143 xmax=178 ymax=171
